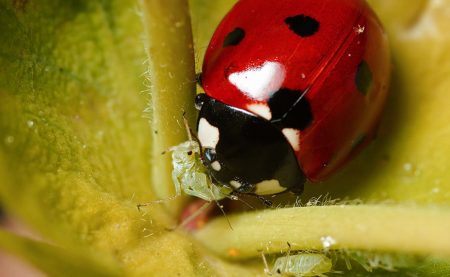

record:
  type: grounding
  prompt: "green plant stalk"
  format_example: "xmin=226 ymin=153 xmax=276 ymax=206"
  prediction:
xmin=196 ymin=205 xmax=450 ymax=259
xmin=140 ymin=0 xmax=197 ymax=214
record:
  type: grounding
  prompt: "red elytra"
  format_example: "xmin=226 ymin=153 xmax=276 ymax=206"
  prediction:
xmin=200 ymin=0 xmax=390 ymax=182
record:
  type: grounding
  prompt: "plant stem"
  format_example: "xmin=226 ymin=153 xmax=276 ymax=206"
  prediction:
xmin=196 ymin=204 xmax=450 ymax=259
xmin=140 ymin=0 xmax=196 ymax=214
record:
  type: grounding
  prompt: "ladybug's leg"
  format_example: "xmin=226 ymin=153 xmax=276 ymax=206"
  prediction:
xmin=245 ymin=194 xmax=272 ymax=207
xmin=288 ymin=183 xmax=304 ymax=195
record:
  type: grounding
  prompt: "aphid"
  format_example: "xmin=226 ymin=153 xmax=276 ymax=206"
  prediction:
xmin=270 ymin=253 xmax=332 ymax=277
xmin=260 ymin=242 xmax=333 ymax=277
xmin=171 ymin=126 xmax=238 ymax=229
xmin=170 ymin=140 xmax=231 ymax=201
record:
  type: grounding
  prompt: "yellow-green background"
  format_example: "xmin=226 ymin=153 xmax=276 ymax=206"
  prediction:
xmin=0 ymin=0 xmax=449 ymax=275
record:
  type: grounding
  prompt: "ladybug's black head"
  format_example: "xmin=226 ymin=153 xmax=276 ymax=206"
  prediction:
xmin=195 ymin=93 xmax=305 ymax=196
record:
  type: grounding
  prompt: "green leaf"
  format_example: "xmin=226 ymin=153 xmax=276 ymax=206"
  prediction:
xmin=0 ymin=0 xmax=450 ymax=275
xmin=0 ymin=0 xmax=218 ymax=275
xmin=0 ymin=229 xmax=120 ymax=276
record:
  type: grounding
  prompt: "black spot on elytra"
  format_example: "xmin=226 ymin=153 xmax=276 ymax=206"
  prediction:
xmin=268 ymin=88 xmax=313 ymax=130
xmin=285 ymin=15 xmax=319 ymax=37
xmin=223 ymin=27 xmax=245 ymax=47
xmin=355 ymin=61 xmax=373 ymax=95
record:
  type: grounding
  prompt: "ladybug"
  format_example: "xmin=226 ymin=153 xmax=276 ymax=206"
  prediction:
xmin=195 ymin=0 xmax=390 ymax=197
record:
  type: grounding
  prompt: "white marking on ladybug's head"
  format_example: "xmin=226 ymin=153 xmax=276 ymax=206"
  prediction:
xmin=282 ymin=128 xmax=300 ymax=151
xmin=211 ymin=161 xmax=221 ymax=171
xmin=198 ymin=118 xmax=220 ymax=149
xmin=247 ymin=103 xmax=272 ymax=120
xmin=230 ymin=180 xmax=243 ymax=189
xmin=254 ymin=179 xmax=286 ymax=195
xmin=228 ymin=61 xmax=285 ymax=101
